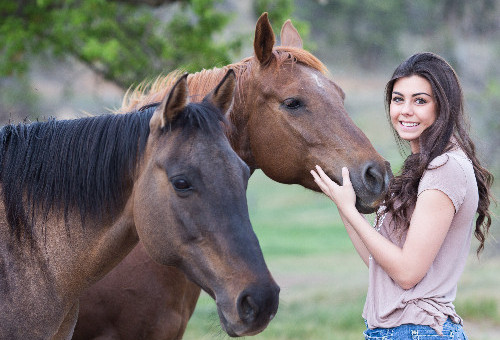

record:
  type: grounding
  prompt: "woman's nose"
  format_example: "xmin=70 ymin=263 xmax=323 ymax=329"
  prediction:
xmin=401 ymin=102 xmax=412 ymax=116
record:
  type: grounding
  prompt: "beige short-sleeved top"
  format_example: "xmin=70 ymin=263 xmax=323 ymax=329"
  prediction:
xmin=362 ymin=147 xmax=478 ymax=334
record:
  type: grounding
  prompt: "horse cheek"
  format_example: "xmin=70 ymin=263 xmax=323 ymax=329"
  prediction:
xmin=133 ymin=169 xmax=177 ymax=265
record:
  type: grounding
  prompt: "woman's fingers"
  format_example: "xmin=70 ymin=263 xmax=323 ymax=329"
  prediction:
xmin=310 ymin=169 xmax=320 ymax=181
xmin=310 ymin=170 xmax=331 ymax=195
xmin=341 ymin=167 xmax=352 ymax=186
xmin=315 ymin=164 xmax=327 ymax=178
xmin=315 ymin=165 xmax=336 ymax=186
xmin=312 ymin=165 xmax=357 ymax=212
xmin=311 ymin=165 xmax=345 ymax=201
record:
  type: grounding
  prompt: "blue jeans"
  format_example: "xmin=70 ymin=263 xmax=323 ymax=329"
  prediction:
xmin=363 ymin=319 xmax=468 ymax=339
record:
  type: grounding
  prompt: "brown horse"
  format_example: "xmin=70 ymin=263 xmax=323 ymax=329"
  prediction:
xmin=0 ymin=71 xmax=280 ymax=339
xmin=74 ymin=13 xmax=391 ymax=340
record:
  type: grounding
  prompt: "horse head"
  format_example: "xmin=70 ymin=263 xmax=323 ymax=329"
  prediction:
xmin=237 ymin=13 xmax=391 ymax=213
xmin=133 ymin=71 xmax=279 ymax=336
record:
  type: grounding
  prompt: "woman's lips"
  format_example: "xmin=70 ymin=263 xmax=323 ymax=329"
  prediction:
xmin=400 ymin=121 xmax=420 ymax=128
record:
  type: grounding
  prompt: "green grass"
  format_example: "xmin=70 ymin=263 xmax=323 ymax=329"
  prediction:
xmin=183 ymin=170 xmax=500 ymax=340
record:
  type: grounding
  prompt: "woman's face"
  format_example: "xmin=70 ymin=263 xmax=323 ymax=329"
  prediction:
xmin=389 ymin=75 xmax=437 ymax=153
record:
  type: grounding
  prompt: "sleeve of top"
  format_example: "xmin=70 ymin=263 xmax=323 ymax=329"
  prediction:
xmin=418 ymin=154 xmax=467 ymax=213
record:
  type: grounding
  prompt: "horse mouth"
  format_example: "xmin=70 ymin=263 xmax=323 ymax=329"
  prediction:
xmin=217 ymin=308 xmax=270 ymax=338
xmin=355 ymin=197 xmax=378 ymax=214
xmin=217 ymin=306 xmax=252 ymax=338
xmin=217 ymin=309 xmax=238 ymax=337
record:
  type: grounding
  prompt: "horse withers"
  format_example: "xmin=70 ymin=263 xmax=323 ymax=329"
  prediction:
xmin=0 ymin=71 xmax=279 ymax=339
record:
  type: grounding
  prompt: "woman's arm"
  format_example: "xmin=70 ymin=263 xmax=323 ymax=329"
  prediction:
xmin=338 ymin=210 xmax=370 ymax=266
xmin=311 ymin=166 xmax=455 ymax=290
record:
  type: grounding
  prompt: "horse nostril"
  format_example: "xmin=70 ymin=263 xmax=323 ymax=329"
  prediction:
xmin=238 ymin=294 xmax=259 ymax=323
xmin=362 ymin=162 xmax=385 ymax=195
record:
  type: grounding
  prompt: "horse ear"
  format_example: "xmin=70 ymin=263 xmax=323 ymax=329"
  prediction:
xmin=254 ymin=12 xmax=275 ymax=66
xmin=280 ymin=19 xmax=303 ymax=49
xmin=204 ymin=69 xmax=236 ymax=115
xmin=156 ymin=73 xmax=189 ymax=129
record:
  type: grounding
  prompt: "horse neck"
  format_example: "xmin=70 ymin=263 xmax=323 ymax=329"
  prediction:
xmin=188 ymin=60 xmax=257 ymax=169
xmin=0 ymin=113 xmax=149 ymax=276
xmin=0 ymin=184 xmax=139 ymax=309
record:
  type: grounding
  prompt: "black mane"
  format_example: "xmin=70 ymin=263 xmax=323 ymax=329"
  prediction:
xmin=0 ymin=108 xmax=154 ymax=239
xmin=0 ymin=98 xmax=228 ymax=241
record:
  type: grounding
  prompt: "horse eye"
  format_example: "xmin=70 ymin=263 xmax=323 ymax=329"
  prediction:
xmin=282 ymin=98 xmax=302 ymax=110
xmin=171 ymin=178 xmax=192 ymax=192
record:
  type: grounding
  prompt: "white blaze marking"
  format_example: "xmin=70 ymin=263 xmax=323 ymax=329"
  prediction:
xmin=311 ymin=74 xmax=324 ymax=88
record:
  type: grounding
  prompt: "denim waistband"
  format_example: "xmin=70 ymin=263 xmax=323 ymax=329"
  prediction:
xmin=363 ymin=318 xmax=468 ymax=339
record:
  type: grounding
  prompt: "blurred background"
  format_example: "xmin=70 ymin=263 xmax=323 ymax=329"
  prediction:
xmin=1 ymin=0 xmax=499 ymax=338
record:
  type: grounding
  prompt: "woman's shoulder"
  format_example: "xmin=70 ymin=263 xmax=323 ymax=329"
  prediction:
xmin=419 ymin=148 xmax=474 ymax=211
xmin=427 ymin=148 xmax=472 ymax=175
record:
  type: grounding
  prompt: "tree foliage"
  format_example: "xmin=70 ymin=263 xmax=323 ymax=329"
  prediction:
xmin=295 ymin=0 xmax=500 ymax=67
xmin=295 ymin=0 xmax=405 ymax=66
xmin=0 ymin=0 xmax=242 ymax=88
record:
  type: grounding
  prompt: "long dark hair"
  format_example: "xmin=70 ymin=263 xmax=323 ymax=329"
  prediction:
xmin=379 ymin=52 xmax=494 ymax=254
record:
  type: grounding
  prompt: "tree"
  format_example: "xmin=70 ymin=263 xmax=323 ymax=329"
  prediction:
xmin=0 ymin=0 xmax=242 ymax=88
xmin=292 ymin=0 xmax=405 ymax=67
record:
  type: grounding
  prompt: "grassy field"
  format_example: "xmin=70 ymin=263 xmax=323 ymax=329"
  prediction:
xmin=182 ymin=170 xmax=500 ymax=340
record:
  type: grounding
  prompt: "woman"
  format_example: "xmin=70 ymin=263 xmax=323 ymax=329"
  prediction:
xmin=311 ymin=52 xmax=493 ymax=339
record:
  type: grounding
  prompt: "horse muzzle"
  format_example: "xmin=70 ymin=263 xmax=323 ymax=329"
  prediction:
xmin=216 ymin=282 xmax=280 ymax=337
xmin=353 ymin=160 xmax=392 ymax=214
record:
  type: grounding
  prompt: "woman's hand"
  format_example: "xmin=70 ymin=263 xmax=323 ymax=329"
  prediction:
xmin=310 ymin=165 xmax=357 ymax=215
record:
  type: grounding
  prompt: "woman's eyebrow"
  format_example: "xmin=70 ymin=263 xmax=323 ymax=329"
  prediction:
xmin=392 ymin=91 xmax=432 ymax=97
xmin=412 ymin=92 xmax=432 ymax=97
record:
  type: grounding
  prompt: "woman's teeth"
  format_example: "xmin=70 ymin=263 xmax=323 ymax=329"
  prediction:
xmin=401 ymin=122 xmax=419 ymax=127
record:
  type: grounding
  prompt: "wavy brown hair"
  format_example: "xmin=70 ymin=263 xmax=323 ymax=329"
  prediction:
xmin=378 ymin=52 xmax=494 ymax=254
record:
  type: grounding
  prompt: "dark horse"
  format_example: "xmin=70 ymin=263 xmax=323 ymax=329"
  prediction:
xmin=0 ymin=71 xmax=280 ymax=339
xmin=74 ymin=13 xmax=391 ymax=340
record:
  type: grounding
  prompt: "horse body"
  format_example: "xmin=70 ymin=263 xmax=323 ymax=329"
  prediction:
xmin=0 ymin=72 xmax=279 ymax=339
xmin=75 ymin=243 xmax=200 ymax=340
xmin=74 ymin=13 xmax=391 ymax=340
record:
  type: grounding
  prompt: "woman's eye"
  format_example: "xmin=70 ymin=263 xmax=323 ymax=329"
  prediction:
xmin=282 ymin=98 xmax=302 ymax=110
xmin=172 ymin=178 xmax=192 ymax=191
xmin=392 ymin=96 xmax=403 ymax=103
xmin=415 ymin=98 xmax=427 ymax=104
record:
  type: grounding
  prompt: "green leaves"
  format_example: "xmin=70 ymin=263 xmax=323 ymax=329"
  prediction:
xmin=163 ymin=0 xmax=235 ymax=72
xmin=0 ymin=0 xmax=242 ymax=88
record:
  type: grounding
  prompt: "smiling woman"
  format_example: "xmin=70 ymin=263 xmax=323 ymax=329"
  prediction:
xmin=311 ymin=52 xmax=494 ymax=340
